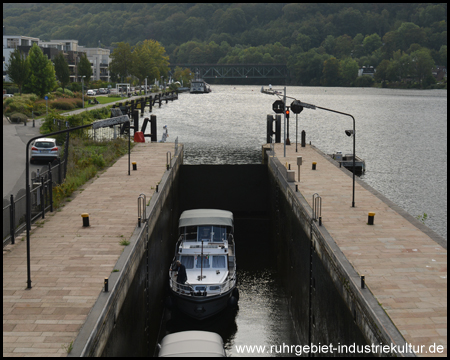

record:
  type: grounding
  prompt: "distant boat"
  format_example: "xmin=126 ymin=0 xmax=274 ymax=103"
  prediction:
xmin=329 ymin=151 xmax=366 ymax=174
xmin=190 ymin=72 xmax=211 ymax=94
xmin=190 ymin=79 xmax=211 ymax=94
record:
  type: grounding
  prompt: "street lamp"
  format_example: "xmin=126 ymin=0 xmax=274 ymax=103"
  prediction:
xmin=261 ymin=86 xmax=356 ymax=208
xmin=301 ymin=102 xmax=356 ymax=208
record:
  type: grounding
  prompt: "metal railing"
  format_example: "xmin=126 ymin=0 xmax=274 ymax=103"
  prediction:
xmin=169 ymin=273 xmax=237 ymax=297
xmin=3 ymin=159 xmax=67 ymax=248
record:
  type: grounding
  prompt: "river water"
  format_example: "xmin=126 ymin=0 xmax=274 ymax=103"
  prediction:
xmin=148 ymin=86 xmax=446 ymax=356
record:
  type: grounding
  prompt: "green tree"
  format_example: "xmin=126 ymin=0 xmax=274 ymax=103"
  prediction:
xmin=322 ymin=57 xmax=340 ymax=86
xmin=109 ymin=42 xmax=133 ymax=82
xmin=54 ymin=51 xmax=70 ymax=92
xmin=24 ymin=44 xmax=56 ymax=98
xmin=374 ymin=59 xmax=390 ymax=82
xmin=5 ymin=48 xmax=29 ymax=95
xmin=340 ymin=57 xmax=358 ymax=86
xmin=363 ymin=33 xmax=382 ymax=55
xmin=78 ymin=53 xmax=93 ymax=83
xmin=130 ymin=40 xmax=169 ymax=87
xmin=410 ymin=49 xmax=435 ymax=86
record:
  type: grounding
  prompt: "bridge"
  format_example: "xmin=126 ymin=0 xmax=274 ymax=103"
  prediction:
xmin=169 ymin=63 xmax=288 ymax=80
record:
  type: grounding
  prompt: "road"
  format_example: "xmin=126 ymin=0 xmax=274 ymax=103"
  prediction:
xmin=3 ymin=91 xmax=162 ymax=200
xmin=3 ymin=117 xmax=44 ymax=199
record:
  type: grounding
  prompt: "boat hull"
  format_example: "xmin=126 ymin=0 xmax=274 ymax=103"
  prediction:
xmin=169 ymin=287 xmax=235 ymax=320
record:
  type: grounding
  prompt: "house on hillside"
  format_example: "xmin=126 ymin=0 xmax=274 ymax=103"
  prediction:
xmin=432 ymin=66 xmax=447 ymax=82
xmin=358 ymin=66 xmax=376 ymax=77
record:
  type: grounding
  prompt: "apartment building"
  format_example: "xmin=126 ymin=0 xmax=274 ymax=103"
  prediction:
xmin=3 ymin=33 xmax=110 ymax=83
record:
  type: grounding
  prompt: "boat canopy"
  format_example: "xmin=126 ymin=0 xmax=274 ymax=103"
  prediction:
xmin=159 ymin=330 xmax=226 ymax=357
xmin=179 ymin=209 xmax=233 ymax=228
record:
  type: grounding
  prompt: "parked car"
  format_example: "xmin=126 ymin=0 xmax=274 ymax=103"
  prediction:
xmin=86 ymin=90 xmax=95 ymax=96
xmin=3 ymin=94 xmax=14 ymax=98
xmin=30 ymin=138 xmax=60 ymax=164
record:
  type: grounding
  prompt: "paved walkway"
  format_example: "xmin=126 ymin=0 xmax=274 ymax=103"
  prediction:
xmin=274 ymin=143 xmax=447 ymax=357
xmin=3 ymin=142 xmax=176 ymax=356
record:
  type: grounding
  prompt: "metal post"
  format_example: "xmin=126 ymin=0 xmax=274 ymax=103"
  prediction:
xmin=10 ymin=194 xmax=15 ymax=245
xmin=283 ymin=87 xmax=286 ymax=158
xmin=40 ymin=177 xmax=45 ymax=219
xmin=296 ymin=114 xmax=298 ymax=152
xmin=48 ymin=162 xmax=53 ymax=213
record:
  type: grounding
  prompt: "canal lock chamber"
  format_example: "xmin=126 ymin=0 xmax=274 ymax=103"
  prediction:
xmin=100 ymin=163 xmax=370 ymax=356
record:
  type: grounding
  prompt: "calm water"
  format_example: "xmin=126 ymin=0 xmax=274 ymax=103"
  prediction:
xmin=150 ymin=86 xmax=447 ymax=240
xmin=148 ymin=86 xmax=446 ymax=356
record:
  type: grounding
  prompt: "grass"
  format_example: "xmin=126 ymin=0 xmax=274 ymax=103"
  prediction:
xmin=84 ymin=96 xmax=122 ymax=108
xmin=52 ymin=137 xmax=134 ymax=209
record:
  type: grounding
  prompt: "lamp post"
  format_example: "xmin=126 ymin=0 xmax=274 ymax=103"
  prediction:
xmin=261 ymin=86 xmax=356 ymax=208
xmin=299 ymin=101 xmax=356 ymax=208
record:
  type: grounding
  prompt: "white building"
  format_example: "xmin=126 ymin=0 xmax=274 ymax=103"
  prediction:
xmin=3 ymin=35 xmax=39 ymax=81
xmin=78 ymin=45 xmax=111 ymax=82
xmin=358 ymin=66 xmax=376 ymax=77
xmin=3 ymin=34 xmax=110 ymax=83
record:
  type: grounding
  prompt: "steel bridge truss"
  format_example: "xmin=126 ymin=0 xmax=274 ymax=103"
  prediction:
xmin=170 ymin=64 xmax=287 ymax=79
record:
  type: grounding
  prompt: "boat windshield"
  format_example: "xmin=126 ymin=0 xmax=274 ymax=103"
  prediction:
xmin=182 ymin=225 xmax=229 ymax=242
xmin=196 ymin=256 xmax=210 ymax=269
xmin=180 ymin=255 xmax=194 ymax=269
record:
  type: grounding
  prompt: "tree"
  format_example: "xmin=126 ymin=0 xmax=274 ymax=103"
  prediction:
xmin=24 ymin=44 xmax=56 ymax=98
xmin=109 ymin=42 xmax=133 ymax=82
xmin=410 ymin=49 xmax=435 ymax=86
xmin=5 ymin=48 xmax=29 ymax=95
xmin=340 ymin=57 xmax=358 ymax=86
xmin=374 ymin=59 xmax=390 ymax=82
xmin=322 ymin=57 xmax=340 ymax=86
xmin=363 ymin=33 xmax=382 ymax=55
xmin=78 ymin=53 xmax=93 ymax=83
xmin=54 ymin=51 xmax=70 ymax=92
xmin=130 ymin=40 xmax=169 ymax=87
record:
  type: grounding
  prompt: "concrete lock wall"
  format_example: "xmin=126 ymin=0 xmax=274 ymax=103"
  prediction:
xmin=266 ymin=152 xmax=409 ymax=356
xmin=72 ymin=156 xmax=406 ymax=356
xmin=69 ymin=147 xmax=183 ymax=357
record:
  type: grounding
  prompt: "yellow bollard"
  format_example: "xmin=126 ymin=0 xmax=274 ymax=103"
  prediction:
xmin=368 ymin=212 xmax=375 ymax=225
xmin=81 ymin=213 xmax=90 ymax=227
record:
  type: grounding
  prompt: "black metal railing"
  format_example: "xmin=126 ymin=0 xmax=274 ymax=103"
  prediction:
xmin=3 ymin=159 xmax=67 ymax=248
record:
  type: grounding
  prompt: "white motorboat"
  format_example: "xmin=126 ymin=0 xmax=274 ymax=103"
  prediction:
xmin=168 ymin=209 xmax=238 ymax=320
xmin=189 ymin=79 xmax=211 ymax=93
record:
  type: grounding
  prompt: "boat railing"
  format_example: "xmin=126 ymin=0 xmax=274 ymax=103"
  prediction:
xmin=169 ymin=273 xmax=236 ymax=297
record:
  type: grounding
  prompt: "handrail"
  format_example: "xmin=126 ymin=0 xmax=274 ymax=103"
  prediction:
xmin=312 ymin=193 xmax=322 ymax=226
xmin=169 ymin=273 xmax=236 ymax=297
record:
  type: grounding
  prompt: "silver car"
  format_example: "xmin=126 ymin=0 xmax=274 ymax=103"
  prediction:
xmin=30 ymin=138 xmax=60 ymax=164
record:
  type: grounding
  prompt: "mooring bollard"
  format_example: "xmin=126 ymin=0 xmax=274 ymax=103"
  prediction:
xmin=312 ymin=162 xmax=317 ymax=170
xmin=361 ymin=275 xmax=365 ymax=289
xmin=81 ymin=213 xmax=90 ymax=227
xmin=368 ymin=212 xmax=375 ymax=225
xmin=132 ymin=161 xmax=137 ymax=170
xmin=104 ymin=278 xmax=108 ymax=292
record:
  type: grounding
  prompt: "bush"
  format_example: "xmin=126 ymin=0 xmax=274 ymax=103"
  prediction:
xmin=354 ymin=75 xmax=374 ymax=87
xmin=56 ymin=88 xmax=74 ymax=97
xmin=50 ymin=99 xmax=75 ymax=110
xmin=10 ymin=112 xmax=28 ymax=123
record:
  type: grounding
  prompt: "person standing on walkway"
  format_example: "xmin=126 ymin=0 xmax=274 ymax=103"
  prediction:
xmin=159 ymin=125 xmax=169 ymax=142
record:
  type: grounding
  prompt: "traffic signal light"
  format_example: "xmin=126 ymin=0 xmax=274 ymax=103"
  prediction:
xmin=285 ymin=107 xmax=290 ymax=119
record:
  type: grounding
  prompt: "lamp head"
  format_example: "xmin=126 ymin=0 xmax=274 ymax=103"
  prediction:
xmin=345 ymin=130 xmax=354 ymax=137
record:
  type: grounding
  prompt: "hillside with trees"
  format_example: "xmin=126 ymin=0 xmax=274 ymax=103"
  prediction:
xmin=3 ymin=3 xmax=447 ymax=87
